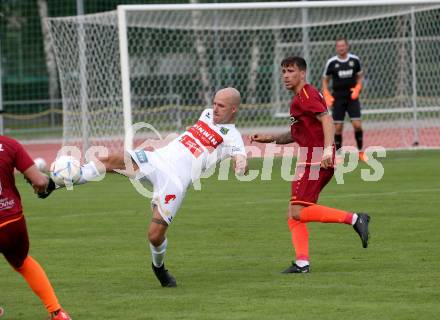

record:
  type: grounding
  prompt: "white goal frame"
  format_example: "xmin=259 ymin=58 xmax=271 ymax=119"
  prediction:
xmin=116 ymin=0 xmax=440 ymax=150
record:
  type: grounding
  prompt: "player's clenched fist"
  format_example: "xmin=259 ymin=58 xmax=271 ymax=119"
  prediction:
xmin=321 ymin=146 xmax=334 ymax=169
xmin=249 ymin=134 xmax=274 ymax=144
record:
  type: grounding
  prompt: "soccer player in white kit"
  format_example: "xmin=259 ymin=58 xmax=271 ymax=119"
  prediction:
xmin=41 ymin=87 xmax=248 ymax=287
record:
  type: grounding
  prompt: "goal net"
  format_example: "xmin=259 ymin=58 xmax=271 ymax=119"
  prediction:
xmin=46 ymin=1 xmax=440 ymax=153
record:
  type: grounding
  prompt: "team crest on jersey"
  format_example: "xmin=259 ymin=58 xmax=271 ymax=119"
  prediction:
xmin=335 ymin=63 xmax=340 ymax=68
xmin=290 ymin=116 xmax=298 ymax=125
xmin=349 ymin=60 xmax=354 ymax=67
xmin=220 ymin=127 xmax=229 ymax=135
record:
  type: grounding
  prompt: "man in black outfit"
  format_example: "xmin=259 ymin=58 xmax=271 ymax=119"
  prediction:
xmin=322 ymin=37 xmax=366 ymax=161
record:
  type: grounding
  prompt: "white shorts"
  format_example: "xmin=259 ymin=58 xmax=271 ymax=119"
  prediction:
xmin=128 ymin=149 xmax=189 ymax=224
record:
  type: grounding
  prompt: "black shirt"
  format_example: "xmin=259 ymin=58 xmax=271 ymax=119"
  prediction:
xmin=324 ymin=54 xmax=362 ymax=99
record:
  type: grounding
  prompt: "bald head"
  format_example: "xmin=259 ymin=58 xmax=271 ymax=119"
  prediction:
xmin=216 ymin=87 xmax=241 ymax=107
xmin=213 ymin=87 xmax=241 ymax=124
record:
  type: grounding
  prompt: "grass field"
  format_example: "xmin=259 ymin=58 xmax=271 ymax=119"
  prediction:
xmin=1 ymin=151 xmax=440 ymax=320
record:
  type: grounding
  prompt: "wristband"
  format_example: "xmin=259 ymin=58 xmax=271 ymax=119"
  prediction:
xmin=323 ymin=146 xmax=333 ymax=158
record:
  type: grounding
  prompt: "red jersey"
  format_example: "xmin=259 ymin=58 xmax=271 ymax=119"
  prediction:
xmin=290 ymin=84 xmax=328 ymax=147
xmin=0 ymin=136 xmax=35 ymax=223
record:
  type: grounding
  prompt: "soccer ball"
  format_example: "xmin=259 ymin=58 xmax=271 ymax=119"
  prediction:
xmin=50 ymin=155 xmax=82 ymax=187
xmin=34 ymin=157 xmax=47 ymax=172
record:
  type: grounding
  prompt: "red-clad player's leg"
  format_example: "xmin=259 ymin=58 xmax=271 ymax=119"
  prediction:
xmin=16 ymin=256 xmax=62 ymax=313
xmin=0 ymin=216 xmax=65 ymax=315
xmin=290 ymin=165 xmax=353 ymax=224
xmin=287 ymin=218 xmax=309 ymax=262
xmin=0 ymin=215 xmax=30 ymax=269
xmin=285 ymin=165 xmax=356 ymax=271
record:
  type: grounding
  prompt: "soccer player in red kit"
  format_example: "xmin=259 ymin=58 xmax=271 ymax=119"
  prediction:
xmin=0 ymin=136 xmax=71 ymax=319
xmin=251 ymin=56 xmax=370 ymax=273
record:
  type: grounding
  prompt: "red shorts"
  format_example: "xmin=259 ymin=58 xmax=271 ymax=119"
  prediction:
xmin=291 ymin=165 xmax=334 ymax=206
xmin=0 ymin=215 xmax=29 ymax=269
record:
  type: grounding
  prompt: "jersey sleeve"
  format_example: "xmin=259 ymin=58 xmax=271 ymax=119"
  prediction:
xmin=323 ymin=59 xmax=333 ymax=77
xmin=199 ymin=108 xmax=213 ymax=122
xmin=13 ymin=140 xmax=35 ymax=173
xmin=304 ymin=89 xmax=328 ymax=115
xmin=355 ymin=57 xmax=362 ymax=74
xmin=229 ymin=129 xmax=247 ymax=157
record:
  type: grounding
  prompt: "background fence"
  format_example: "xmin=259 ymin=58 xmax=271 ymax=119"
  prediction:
xmin=0 ymin=0 xmax=249 ymax=140
xmin=2 ymin=1 xmax=440 ymax=150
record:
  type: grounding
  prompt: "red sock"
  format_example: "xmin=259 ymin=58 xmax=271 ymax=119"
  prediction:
xmin=299 ymin=204 xmax=353 ymax=224
xmin=15 ymin=256 xmax=61 ymax=313
xmin=287 ymin=219 xmax=309 ymax=261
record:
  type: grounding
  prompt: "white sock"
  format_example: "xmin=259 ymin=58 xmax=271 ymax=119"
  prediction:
xmin=77 ymin=161 xmax=101 ymax=184
xmin=150 ymin=238 xmax=167 ymax=268
xmin=351 ymin=213 xmax=358 ymax=225
xmin=295 ymin=259 xmax=309 ymax=267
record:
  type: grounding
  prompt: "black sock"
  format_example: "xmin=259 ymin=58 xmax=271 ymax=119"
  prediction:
xmin=335 ymin=134 xmax=342 ymax=151
xmin=355 ymin=130 xmax=363 ymax=150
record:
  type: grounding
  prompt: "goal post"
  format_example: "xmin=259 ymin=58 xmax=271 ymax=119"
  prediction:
xmin=117 ymin=6 xmax=133 ymax=151
xmin=46 ymin=0 xmax=440 ymax=153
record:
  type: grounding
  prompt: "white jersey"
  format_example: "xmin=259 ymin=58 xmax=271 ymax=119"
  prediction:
xmin=146 ymin=108 xmax=246 ymax=184
xmin=129 ymin=109 xmax=246 ymax=224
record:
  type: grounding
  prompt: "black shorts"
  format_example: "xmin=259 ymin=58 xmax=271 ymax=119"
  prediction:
xmin=332 ymin=98 xmax=361 ymax=123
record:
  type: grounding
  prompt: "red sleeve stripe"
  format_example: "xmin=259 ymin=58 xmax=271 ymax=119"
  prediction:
xmin=302 ymin=88 xmax=310 ymax=99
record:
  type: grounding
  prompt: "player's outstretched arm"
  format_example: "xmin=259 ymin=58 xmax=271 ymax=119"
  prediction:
xmin=249 ymin=133 xmax=274 ymax=144
xmin=23 ymin=165 xmax=49 ymax=194
xmin=250 ymin=131 xmax=293 ymax=145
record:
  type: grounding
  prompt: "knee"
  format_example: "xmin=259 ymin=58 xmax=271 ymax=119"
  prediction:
xmin=290 ymin=212 xmax=301 ymax=221
xmin=13 ymin=262 xmax=24 ymax=272
xmin=148 ymin=228 xmax=165 ymax=247
xmin=11 ymin=255 xmax=28 ymax=271
xmin=287 ymin=208 xmax=301 ymax=221
xmin=353 ymin=122 xmax=362 ymax=131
